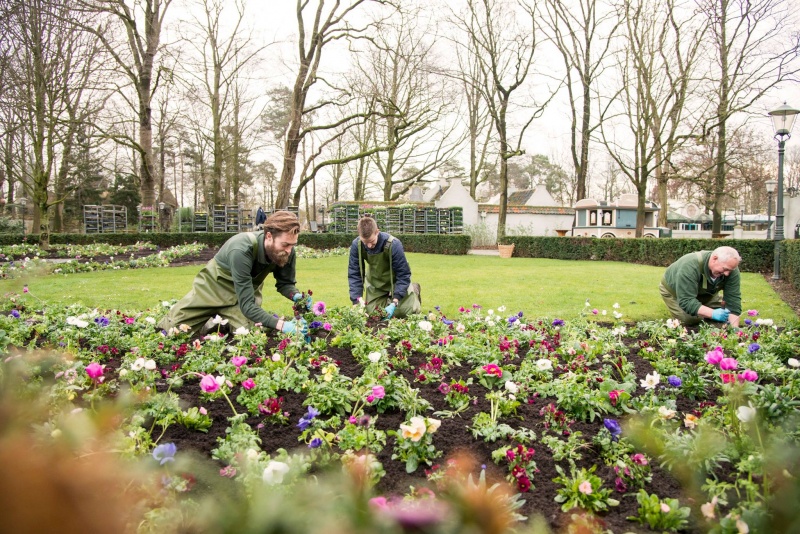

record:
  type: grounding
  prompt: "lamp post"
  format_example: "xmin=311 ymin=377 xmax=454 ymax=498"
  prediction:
xmin=158 ymin=201 xmax=166 ymax=232
xmin=766 ymin=179 xmax=777 ymax=239
xmin=768 ymin=102 xmax=800 ymax=280
xmin=20 ymin=197 xmax=27 ymax=237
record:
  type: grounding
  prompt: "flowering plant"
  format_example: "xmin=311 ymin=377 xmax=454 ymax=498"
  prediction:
xmin=391 ymin=415 xmax=442 ymax=473
xmin=627 ymin=490 xmax=690 ymax=531
xmin=612 ymin=452 xmax=652 ymax=492
xmin=475 ymin=363 xmax=505 ymax=390
xmin=493 ymin=443 xmax=537 ymax=492
xmin=438 ymin=378 xmax=472 ymax=410
xmin=292 ymin=289 xmax=314 ymax=319
xmin=553 ymin=465 xmax=620 ymax=513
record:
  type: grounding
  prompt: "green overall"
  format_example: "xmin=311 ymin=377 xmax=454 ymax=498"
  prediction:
xmin=359 ymin=236 xmax=421 ymax=319
xmin=659 ymin=251 xmax=724 ymax=325
xmin=159 ymin=233 xmax=274 ymax=335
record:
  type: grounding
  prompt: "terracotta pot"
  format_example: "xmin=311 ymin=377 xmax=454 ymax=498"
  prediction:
xmin=498 ymin=244 xmax=515 ymax=258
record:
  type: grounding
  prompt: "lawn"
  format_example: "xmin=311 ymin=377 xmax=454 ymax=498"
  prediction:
xmin=3 ymin=253 xmax=795 ymax=323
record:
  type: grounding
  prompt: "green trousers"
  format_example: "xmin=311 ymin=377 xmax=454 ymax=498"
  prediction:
xmin=659 ymin=279 xmax=723 ymax=326
xmin=158 ymin=259 xmax=267 ymax=335
xmin=365 ymin=284 xmax=421 ymax=319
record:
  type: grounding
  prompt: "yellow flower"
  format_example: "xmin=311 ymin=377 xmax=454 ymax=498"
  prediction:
xmin=684 ymin=414 xmax=699 ymax=429
xmin=426 ymin=417 xmax=441 ymax=434
xmin=400 ymin=416 xmax=427 ymax=442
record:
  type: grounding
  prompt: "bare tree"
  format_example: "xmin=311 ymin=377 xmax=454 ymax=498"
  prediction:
xmin=455 ymin=0 xmax=555 ymax=240
xmin=179 ymin=0 xmax=266 ymax=205
xmin=698 ymin=0 xmax=800 ymax=233
xmin=76 ymin=0 xmax=174 ymax=208
xmin=2 ymin=0 xmax=104 ymax=246
xmin=541 ymin=0 xmax=621 ymax=202
xmin=275 ymin=0 xmax=384 ymax=209
xmin=351 ymin=7 xmax=463 ymax=201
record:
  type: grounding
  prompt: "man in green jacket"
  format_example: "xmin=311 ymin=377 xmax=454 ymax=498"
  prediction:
xmin=348 ymin=216 xmax=421 ymax=319
xmin=659 ymin=246 xmax=741 ymax=327
xmin=159 ymin=211 xmax=310 ymax=336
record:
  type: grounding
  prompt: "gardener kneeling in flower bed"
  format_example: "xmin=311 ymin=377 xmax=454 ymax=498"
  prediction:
xmin=659 ymin=246 xmax=741 ymax=327
xmin=159 ymin=211 xmax=310 ymax=336
xmin=348 ymin=216 xmax=421 ymax=320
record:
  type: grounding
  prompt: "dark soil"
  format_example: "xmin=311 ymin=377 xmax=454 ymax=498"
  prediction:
xmin=152 ymin=328 xmax=710 ymax=534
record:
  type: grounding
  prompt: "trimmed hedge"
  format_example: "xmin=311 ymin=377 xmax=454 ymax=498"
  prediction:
xmin=498 ymin=236 xmax=776 ymax=273
xmin=781 ymin=240 xmax=800 ymax=291
xmin=3 ymin=232 xmax=472 ymax=256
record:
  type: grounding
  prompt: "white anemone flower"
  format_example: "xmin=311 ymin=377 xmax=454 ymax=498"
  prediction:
xmin=417 ymin=320 xmax=433 ymax=332
xmin=131 ymin=358 xmax=146 ymax=371
xmin=736 ymin=402 xmax=756 ymax=423
xmin=144 ymin=359 xmax=157 ymax=371
xmin=640 ymin=372 xmax=660 ymax=390
xmin=262 ymin=460 xmax=291 ymax=485
xmin=505 ymin=381 xmax=518 ymax=394
xmin=144 ymin=317 xmax=156 ymax=324
xmin=234 ymin=326 xmax=250 ymax=336
xmin=536 ymin=359 xmax=553 ymax=371
xmin=211 ymin=315 xmax=229 ymax=326
xmin=368 ymin=352 xmax=382 ymax=363
xmin=787 ymin=358 xmax=800 ymax=368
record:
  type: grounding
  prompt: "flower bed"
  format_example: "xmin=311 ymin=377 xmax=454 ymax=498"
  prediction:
xmin=1 ymin=295 xmax=798 ymax=534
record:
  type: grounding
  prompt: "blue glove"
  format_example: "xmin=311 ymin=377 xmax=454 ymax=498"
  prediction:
xmin=384 ymin=302 xmax=397 ymax=319
xmin=711 ymin=308 xmax=730 ymax=322
xmin=281 ymin=318 xmax=308 ymax=334
xmin=292 ymin=292 xmax=313 ymax=308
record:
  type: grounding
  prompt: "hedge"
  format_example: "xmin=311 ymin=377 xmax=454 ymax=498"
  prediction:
xmin=4 ymin=232 xmax=472 ymax=256
xmin=498 ymin=236 xmax=775 ymax=273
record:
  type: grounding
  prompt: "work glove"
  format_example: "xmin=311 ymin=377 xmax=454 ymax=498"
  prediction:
xmin=281 ymin=318 xmax=308 ymax=335
xmin=356 ymin=297 xmax=365 ymax=307
xmin=292 ymin=292 xmax=313 ymax=309
xmin=711 ymin=308 xmax=730 ymax=322
xmin=384 ymin=302 xmax=397 ymax=319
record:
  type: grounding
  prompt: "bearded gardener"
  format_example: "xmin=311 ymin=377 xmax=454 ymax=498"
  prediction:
xmin=659 ymin=246 xmax=742 ymax=327
xmin=348 ymin=216 xmax=421 ymax=319
xmin=159 ymin=210 xmax=310 ymax=336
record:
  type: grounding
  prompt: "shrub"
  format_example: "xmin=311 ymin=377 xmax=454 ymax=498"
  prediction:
xmin=498 ymin=236 xmax=774 ymax=273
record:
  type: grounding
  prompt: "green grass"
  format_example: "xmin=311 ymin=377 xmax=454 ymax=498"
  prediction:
xmin=3 ymin=253 xmax=796 ymax=323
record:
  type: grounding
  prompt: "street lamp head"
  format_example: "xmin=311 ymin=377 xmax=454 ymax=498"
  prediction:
xmin=158 ymin=201 xmax=166 ymax=211
xmin=19 ymin=197 xmax=27 ymax=207
xmin=769 ymin=102 xmax=800 ymax=139
xmin=766 ymin=179 xmax=778 ymax=194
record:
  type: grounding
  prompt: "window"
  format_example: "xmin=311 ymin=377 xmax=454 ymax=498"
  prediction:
xmin=602 ymin=210 xmax=613 ymax=226
xmin=589 ymin=211 xmax=598 ymax=225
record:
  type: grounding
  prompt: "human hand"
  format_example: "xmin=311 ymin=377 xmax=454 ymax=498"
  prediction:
xmin=292 ymin=292 xmax=313 ymax=308
xmin=711 ymin=308 xmax=730 ymax=322
xmin=384 ymin=302 xmax=397 ymax=319
xmin=281 ymin=318 xmax=308 ymax=335
xmin=357 ymin=297 xmax=365 ymax=307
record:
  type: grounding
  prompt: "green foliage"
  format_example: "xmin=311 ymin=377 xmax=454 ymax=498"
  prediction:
xmin=553 ymin=465 xmax=619 ymax=513
xmin=500 ymin=236 xmax=773 ymax=272
xmin=0 ymin=231 xmax=471 ymax=255
xmin=627 ymin=490 xmax=690 ymax=531
xmin=177 ymin=406 xmax=213 ymax=432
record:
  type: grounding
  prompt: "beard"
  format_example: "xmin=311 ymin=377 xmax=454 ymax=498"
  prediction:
xmin=265 ymin=242 xmax=290 ymax=267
